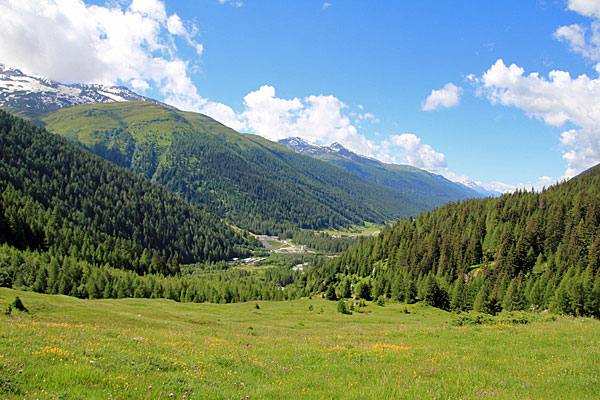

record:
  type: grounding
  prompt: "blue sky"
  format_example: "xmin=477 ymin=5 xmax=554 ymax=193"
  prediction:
xmin=2 ymin=0 xmax=600 ymax=191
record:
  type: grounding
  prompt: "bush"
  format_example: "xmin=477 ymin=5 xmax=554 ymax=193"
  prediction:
xmin=326 ymin=284 xmax=338 ymax=301
xmin=451 ymin=312 xmax=494 ymax=326
xmin=337 ymin=299 xmax=351 ymax=315
xmin=11 ymin=297 xmax=27 ymax=312
xmin=356 ymin=281 xmax=372 ymax=301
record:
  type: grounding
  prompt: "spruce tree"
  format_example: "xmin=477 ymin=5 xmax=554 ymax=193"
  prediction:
xmin=326 ymin=284 xmax=338 ymax=301
xmin=473 ymin=284 xmax=491 ymax=314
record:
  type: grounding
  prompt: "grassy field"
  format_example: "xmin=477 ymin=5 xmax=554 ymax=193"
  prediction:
xmin=1 ymin=288 xmax=599 ymax=399
xmin=321 ymin=222 xmax=383 ymax=237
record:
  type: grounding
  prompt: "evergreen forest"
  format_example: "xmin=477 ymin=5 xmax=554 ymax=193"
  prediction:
xmin=311 ymin=166 xmax=600 ymax=317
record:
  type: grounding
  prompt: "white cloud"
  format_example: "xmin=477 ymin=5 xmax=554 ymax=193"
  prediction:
xmin=131 ymin=78 xmax=150 ymax=92
xmin=166 ymin=14 xmax=185 ymax=35
xmin=554 ymin=22 xmax=600 ymax=61
xmin=219 ymin=0 xmax=243 ymax=7
xmin=375 ymin=133 xmax=447 ymax=174
xmin=477 ymin=58 xmax=600 ymax=177
xmin=130 ymin=0 xmax=167 ymax=21
xmin=237 ymin=85 xmax=378 ymax=154
xmin=0 ymin=0 xmax=206 ymax=107
xmin=390 ymin=133 xmax=448 ymax=171
xmin=567 ymin=0 xmax=600 ymax=19
xmin=323 ymin=2 xmax=332 ymax=8
xmin=422 ymin=82 xmax=462 ymax=111
xmin=536 ymin=175 xmax=556 ymax=188
xmin=200 ymin=101 xmax=245 ymax=132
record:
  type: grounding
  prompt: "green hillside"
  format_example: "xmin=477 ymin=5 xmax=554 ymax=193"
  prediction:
xmin=310 ymin=164 xmax=600 ymax=318
xmin=40 ymin=101 xmax=430 ymax=234
xmin=0 ymin=109 xmax=254 ymax=270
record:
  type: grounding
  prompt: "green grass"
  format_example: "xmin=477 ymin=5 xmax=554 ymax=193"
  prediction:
xmin=321 ymin=222 xmax=383 ymax=237
xmin=265 ymin=239 xmax=286 ymax=249
xmin=1 ymin=288 xmax=599 ymax=399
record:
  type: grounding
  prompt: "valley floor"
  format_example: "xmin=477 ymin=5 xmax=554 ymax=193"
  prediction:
xmin=1 ymin=288 xmax=599 ymax=399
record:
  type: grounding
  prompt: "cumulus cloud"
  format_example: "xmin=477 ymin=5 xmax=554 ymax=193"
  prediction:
xmin=554 ymin=22 xmax=600 ymax=61
xmin=0 ymin=0 xmax=206 ymax=107
xmin=374 ymin=133 xmax=448 ymax=174
xmin=567 ymin=0 xmax=600 ymax=19
xmin=422 ymin=82 xmax=462 ymax=111
xmin=476 ymin=58 xmax=600 ymax=177
xmin=389 ymin=133 xmax=447 ymax=171
xmin=235 ymin=86 xmax=464 ymax=181
xmin=237 ymin=85 xmax=378 ymax=154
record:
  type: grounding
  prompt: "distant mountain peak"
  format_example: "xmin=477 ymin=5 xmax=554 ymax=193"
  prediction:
xmin=0 ymin=64 xmax=167 ymax=115
xmin=279 ymin=137 xmax=381 ymax=166
xmin=455 ymin=179 xmax=501 ymax=197
xmin=279 ymin=137 xmax=333 ymax=156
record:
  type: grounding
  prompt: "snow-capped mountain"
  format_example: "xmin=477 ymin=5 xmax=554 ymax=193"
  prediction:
xmin=278 ymin=137 xmax=332 ymax=156
xmin=458 ymin=180 xmax=501 ymax=197
xmin=0 ymin=65 xmax=164 ymax=115
xmin=279 ymin=137 xmax=381 ymax=165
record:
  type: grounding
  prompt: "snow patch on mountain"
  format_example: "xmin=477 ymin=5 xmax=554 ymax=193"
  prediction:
xmin=0 ymin=65 xmax=164 ymax=114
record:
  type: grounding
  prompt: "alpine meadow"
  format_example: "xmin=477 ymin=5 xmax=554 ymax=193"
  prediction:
xmin=2 ymin=1 xmax=600 ymax=399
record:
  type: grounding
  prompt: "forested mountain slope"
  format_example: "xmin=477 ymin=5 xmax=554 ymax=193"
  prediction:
xmin=39 ymin=101 xmax=431 ymax=234
xmin=279 ymin=136 xmax=485 ymax=206
xmin=0 ymin=109 xmax=254 ymax=270
xmin=311 ymin=166 xmax=600 ymax=317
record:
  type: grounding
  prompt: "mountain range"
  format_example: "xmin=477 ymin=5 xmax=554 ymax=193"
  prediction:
xmin=1 ymin=66 xmax=486 ymax=234
xmin=279 ymin=137 xmax=490 ymax=206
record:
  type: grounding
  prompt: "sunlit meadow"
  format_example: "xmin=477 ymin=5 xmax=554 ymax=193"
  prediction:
xmin=1 ymin=288 xmax=599 ymax=399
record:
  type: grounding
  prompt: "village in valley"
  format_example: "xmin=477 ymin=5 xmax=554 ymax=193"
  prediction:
xmin=228 ymin=235 xmax=312 ymax=267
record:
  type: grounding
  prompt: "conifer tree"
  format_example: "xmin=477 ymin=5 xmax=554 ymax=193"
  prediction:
xmin=473 ymin=284 xmax=492 ymax=314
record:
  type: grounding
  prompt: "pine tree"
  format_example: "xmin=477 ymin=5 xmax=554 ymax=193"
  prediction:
xmin=423 ymin=274 xmax=439 ymax=307
xmin=341 ymin=278 xmax=352 ymax=299
xmin=405 ymin=279 xmax=417 ymax=304
xmin=391 ymin=273 xmax=405 ymax=302
xmin=449 ymin=279 xmax=465 ymax=311
xmin=356 ymin=281 xmax=372 ymax=301
xmin=473 ymin=284 xmax=492 ymax=314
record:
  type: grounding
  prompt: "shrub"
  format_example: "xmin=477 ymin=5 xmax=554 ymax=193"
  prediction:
xmin=337 ymin=299 xmax=351 ymax=315
xmin=11 ymin=297 xmax=27 ymax=312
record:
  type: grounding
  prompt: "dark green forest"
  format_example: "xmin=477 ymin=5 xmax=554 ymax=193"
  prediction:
xmin=0 ymin=109 xmax=256 ymax=267
xmin=310 ymin=166 xmax=600 ymax=317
